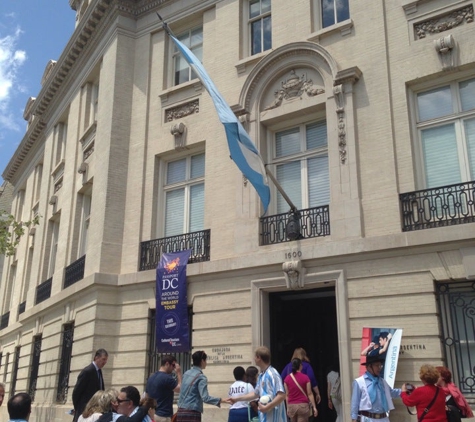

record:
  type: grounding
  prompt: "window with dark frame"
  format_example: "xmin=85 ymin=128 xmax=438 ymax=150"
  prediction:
xmin=56 ymin=323 xmax=74 ymax=403
xmin=29 ymin=335 xmax=42 ymax=401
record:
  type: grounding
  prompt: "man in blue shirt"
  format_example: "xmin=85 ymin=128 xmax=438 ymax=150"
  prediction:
xmin=351 ymin=355 xmax=401 ymax=422
xmin=145 ymin=355 xmax=182 ymax=422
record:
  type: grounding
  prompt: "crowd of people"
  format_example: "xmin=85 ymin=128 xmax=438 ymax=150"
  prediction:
xmin=0 ymin=347 xmax=472 ymax=422
xmin=352 ymin=354 xmax=473 ymax=422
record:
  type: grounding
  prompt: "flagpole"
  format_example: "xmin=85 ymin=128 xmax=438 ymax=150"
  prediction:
xmin=265 ymin=167 xmax=298 ymax=212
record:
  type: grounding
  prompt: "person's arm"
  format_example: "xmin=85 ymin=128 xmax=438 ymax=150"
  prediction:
xmin=173 ymin=364 xmax=182 ymax=393
xmin=361 ymin=343 xmax=375 ymax=356
xmin=284 ymin=383 xmax=291 ymax=418
xmin=350 ymin=379 xmax=361 ymax=422
xmin=197 ymin=376 xmax=225 ymax=407
xmin=72 ymin=369 xmax=88 ymax=408
xmin=303 ymin=363 xmax=321 ymax=404
xmin=327 ymin=375 xmax=333 ymax=410
xmin=227 ymin=390 xmax=258 ymax=404
xmin=400 ymin=384 xmax=419 ymax=407
xmin=258 ymin=391 xmax=286 ymax=414
xmin=307 ymin=382 xmax=318 ymax=418
xmin=378 ymin=333 xmax=393 ymax=355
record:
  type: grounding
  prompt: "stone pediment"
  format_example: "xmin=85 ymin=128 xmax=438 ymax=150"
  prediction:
xmin=41 ymin=60 xmax=57 ymax=86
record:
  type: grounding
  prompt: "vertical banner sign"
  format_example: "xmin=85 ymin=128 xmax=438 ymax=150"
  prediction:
xmin=359 ymin=327 xmax=403 ymax=388
xmin=156 ymin=250 xmax=192 ymax=353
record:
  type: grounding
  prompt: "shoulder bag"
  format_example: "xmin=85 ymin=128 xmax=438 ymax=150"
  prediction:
xmin=417 ymin=387 xmax=440 ymax=422
xmin=290 ymin=373 xmax=313 ymax=417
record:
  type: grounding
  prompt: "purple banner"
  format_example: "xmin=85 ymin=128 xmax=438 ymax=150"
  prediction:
xmin=156 ymin=250 xmax=191 ymax=353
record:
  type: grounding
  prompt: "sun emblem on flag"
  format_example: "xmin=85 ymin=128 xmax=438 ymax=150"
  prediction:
xmin=165 ymin=257 xmax=180 ymax=273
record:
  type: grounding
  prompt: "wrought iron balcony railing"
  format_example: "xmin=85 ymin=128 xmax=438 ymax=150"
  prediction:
xmin=18 ymin=301 xmax=26 ymax=315
xmin=260 ymin=205 xmax=330 ymax=245
xmin=400 ymin=181 xmax=475 ymax=232
xmin=139 ymin=229 xmax=211 ymax=271
xmin=0 ymin=311 xmax=10 ymax=330
xmin=35 ymin=277 xmax=52 ymax=305
xmin=64 ymin=255 xmax=86 ymax=288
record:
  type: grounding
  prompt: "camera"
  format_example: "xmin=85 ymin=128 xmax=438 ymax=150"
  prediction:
xmin=406 ymin=383 xmax=415 ymax=394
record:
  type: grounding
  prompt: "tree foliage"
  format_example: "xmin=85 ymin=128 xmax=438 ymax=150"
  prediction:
xmin=0 ymin=211 xmax=40 ymax=256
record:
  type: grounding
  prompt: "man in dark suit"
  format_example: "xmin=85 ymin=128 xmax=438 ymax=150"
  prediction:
xmin=72 ymin=348 xmax=108 ymax=422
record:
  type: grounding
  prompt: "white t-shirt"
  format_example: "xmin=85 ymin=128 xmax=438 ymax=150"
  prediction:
xmin=228 ymin=380 xmax=254 ymax=410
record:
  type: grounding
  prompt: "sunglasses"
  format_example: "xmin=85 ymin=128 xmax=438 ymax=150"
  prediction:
xmin=116 ymin=399 xmax=131 ymax=404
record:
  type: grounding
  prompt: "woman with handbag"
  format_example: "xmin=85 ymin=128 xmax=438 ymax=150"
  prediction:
xmin=436 ymin=366 xmax=473 ymax=421
xmin=284 ymin=358 xmax=318 ymax=422
xmin=401 ymin=364 xmax=446 ymax=422
xmin=176 ymin=350 xmax=226 ymax=422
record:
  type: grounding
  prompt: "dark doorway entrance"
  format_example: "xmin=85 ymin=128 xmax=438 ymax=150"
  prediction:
xmin=269 ymin=287 xmax=338 ymax=422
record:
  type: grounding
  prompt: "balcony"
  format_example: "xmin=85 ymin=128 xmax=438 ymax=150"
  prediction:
xmin=64 ymin=255 xmax=86 ymax=288
xmin=35 ymin=277 xmax=52 ymax=305
xmin=260 ymin=205 xmax=330 ymax=245
xmin=139 ymin=229 xmax=211 ymax=271
xmin=0 ymin=311 xmax=10 ymax=330
xmin=400 ymin=181 xmax=475 ymax=232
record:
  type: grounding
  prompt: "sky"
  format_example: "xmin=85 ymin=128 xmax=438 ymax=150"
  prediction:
xmin=0 ymin=1 xmax=75 ymax=184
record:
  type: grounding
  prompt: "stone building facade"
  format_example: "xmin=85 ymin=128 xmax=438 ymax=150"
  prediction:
xmin=1 ymin=0 xmax=475 ymax=421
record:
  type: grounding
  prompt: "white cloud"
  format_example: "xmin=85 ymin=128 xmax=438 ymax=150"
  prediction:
xmin=0 ymin=26 xmax=27 ymax=131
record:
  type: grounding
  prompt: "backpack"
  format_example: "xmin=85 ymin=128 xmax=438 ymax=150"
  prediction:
xmin=330 ymin=372 xmax=341 ymax=400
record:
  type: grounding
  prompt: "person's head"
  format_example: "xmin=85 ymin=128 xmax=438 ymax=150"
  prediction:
xmin=0 ymin=382 xmax=5 ymax=407
xmin=160 ymin=355 xmax=177 ymax=374
xmin=82 ymin=390 xmax=104 ymax=418
xmin=371 ymin=336 xmax=380 ymax=348
xmin=7 ymin=392 xmax=32 ymax=420
xmin=94 ymin=349 xmax=109 ymax=369
xmin=192 ymin=350 xmax=207 ymax=368
xmin=254 ymin=346 xmax=271 ymax=369
xmin=246 ymin=366 xmax=259 ymax=387
xmin=362 ymin=355 xmax=385 ymax=376
xmin=378 ymin=332 xmax=390 ymax=346
xmin=291 ymin=358 xmax=302 ymax=374
xmin=436 ymin=366 xmax=452 ymax=385
xmin=291 ymin=347 xmax=310 ymax=363
xmin=101 ymin=389 xmax=119 ymax=413
xmin=233 ymin=366 xmax=246 ymax=381
xmin=419 ymin=364 xmax=440 ymax=385
xmin=117 ymin=386 xmax=140 ymax=416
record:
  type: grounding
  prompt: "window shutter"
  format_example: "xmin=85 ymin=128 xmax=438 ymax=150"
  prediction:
xmin=276 ymin=161 xmax=302 ymax=213
xmin=276 ymin=127 xmax=300 ymax=158
xmin=308 ymin=155 xmax=330 ymax=207
xmin=189 ymin=183 xmax=205 ymax=232
xmin=306 ymin=121 xmax=327 ymax=150
xmin=460 ymin=78 xmax=475 ymax=112
xmin=165 ymin=189 xmax=185 ymax=237
xmin=421 ymin=124 xmax=461 ymax=188
xmin=464 ymin=118 xmax=475 ymax=179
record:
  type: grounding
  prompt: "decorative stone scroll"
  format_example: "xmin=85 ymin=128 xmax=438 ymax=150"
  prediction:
xmin=434 ymin=34 xmax=456 ymax=71
xmin=414 ymin=5 xmax=473 ymax=39
xmin=264 ymin=70 xmax=324 ymax=111
xmin=333 ymin=84 xmax=346 ymax=164
xmin=165 ymin=99 xmax=199 ymax=122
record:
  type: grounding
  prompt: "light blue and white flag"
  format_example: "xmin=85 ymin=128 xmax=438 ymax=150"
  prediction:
xmin=166 ymin=30 xmax=270 ymax=214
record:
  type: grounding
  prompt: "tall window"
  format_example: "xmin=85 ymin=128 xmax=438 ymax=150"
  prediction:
xmin=10 ymin=346 xmax=20 ymax=396
xmin=163 ymin=153 xmax=205 ymax=237
xmin=249 ymin=0 xmax=271 ymax=55
xmin=173 ymin=27 xmax=203 ymax=86
xmin=47 ymin=220 xmax=60 ymax=279
xmin=53 ymin=123 xmax=67 ymax=166
xmin=29 ymin=335 xmax=42 ymax=401
xmin=56 ymin=322 xmax=74 ymax=402
xmin=416 ymin=77 xmax=475 ymax=188
xmin=78 ymin=191 xmax=92 ymax=257
xmin=321 ymin=0 xmax=350 ymax=28
xmin=272 ymin=121 xmax=329 ymax=214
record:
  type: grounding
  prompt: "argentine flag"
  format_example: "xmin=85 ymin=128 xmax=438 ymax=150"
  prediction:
xmin=167 ymin=31 xmax=271 ymax=214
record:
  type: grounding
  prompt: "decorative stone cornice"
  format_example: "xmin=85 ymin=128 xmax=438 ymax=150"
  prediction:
xmin=2 ymin=0 xmax=113 ymax=182
xmin=334 ymin=66 xmax=362 ymax=87
xmin=414 ymin=5 xmax=473 ymax=39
